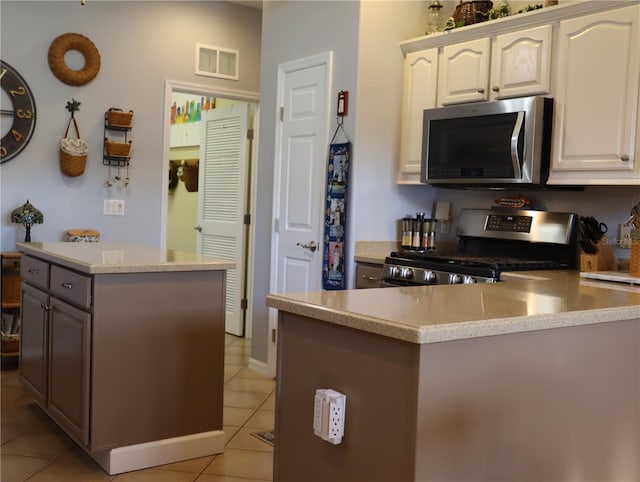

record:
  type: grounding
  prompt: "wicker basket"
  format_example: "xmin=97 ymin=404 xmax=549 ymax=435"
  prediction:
xmin=1 ymin=271 xmax=21 ymax=305
xmin=60 ymin=150 xmax=87 ymax=177
xmin=453 ymin=0 xmax=493 ymax=25
xmin=181 ymin=165 xmax=199 ymax=192
xmin=60 ymin=117 xmax=88 ymax=177
xmin=106 ymin=108 xmax=133 ymax=127
xmin=1 ymin=333 xmax=19 ymax=354
xmin=105 ymin=139 xmax=132 ymax=157
xmin=630 ymin=230 xmax=640 ymax=276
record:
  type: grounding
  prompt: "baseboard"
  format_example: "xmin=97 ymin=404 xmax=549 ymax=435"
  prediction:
xmin=93 ymin=430 xmax=225 ymax=475
xmin=248 ymin=357 xmax=269 ymax=377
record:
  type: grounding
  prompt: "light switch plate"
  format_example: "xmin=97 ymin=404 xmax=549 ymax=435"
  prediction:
xmin=104 ymin=199 xmax=125 ymax=215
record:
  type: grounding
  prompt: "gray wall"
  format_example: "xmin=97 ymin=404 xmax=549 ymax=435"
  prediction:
xmin=0 ymin=0 xmax=261 ymax=249
xmin=252 ymin=0 xmax=362 ymax=363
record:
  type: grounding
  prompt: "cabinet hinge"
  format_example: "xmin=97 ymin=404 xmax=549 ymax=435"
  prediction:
xmin=272 ymin=328 xmax=277 ymax=343
xmin=244 ymin=214 xmax=251 ymax=225
xmin=241 ymin=298 xmax=248 ymax=310
xmin=274 ymin=218 xmax=280 ymax=233
xmin=247 ymin=128 xmax=254 ymax=140
xmin=280 ymin=107 xmax=284 ymax=122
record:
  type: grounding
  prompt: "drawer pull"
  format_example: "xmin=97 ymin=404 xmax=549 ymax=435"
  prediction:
xmin=28 ymin=268 xmax=39 ymax=274
xmin=40 ymin=303 xmax=52 ymax=311
xmin=361 ymin=275 xmax=380 ymax=281
xmin=60 ymin=281 xmax=74 ymax=289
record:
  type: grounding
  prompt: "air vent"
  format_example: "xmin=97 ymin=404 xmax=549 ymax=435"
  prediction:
xmin=195 ymin=43 xmax=239 ymax=80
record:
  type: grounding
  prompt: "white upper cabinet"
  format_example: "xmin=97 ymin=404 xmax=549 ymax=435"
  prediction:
xmin=438 ymin=38 xmax=491 ymax=105
xmin=548 ymin=5 xmax=640 ymax=185
xmin=398 ymin=49 xmax=438 ymax=184
xmin=490 ymin=25 xmax=552 ymax=100
xmin=438 ymin=26 xmax=552 ymax=106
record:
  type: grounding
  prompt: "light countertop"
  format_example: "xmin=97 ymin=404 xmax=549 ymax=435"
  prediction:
xmin=17 ymin=242 xmax=235 ymax=274
xmin=266 ymin=270 xmax=640 ymax=344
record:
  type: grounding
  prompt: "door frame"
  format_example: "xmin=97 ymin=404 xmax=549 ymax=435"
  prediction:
xmin=161 ymin=80 xmax=260 ymax=338
xmin=267 ymin=52 xmax=333 ymax=377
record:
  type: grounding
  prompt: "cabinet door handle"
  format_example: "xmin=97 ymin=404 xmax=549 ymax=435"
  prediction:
xmin=60 ymin=282 xmax=73 ymax=289
xmin=477 ymin=87 xmax=485 ymax=94
xmin=40 ymin=303 xmax=51 ymax=311
xmin=491 ymin=86 xmax=500 ymax=92
xmin=28 ymin=268 xmax=39 ymax=274
xmin=621 ymin=154 xmax=630 ymax=162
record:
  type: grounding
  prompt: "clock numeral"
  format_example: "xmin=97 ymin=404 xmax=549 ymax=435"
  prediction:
xmin=0 ymin=146 xmax=7 ymax=158
xmin=11 ymin=129 xmax=25 ymax=143
xmin=10 ymin=86 xmax=26 ymax=98
xmin=16 ymin=109 xmax=33 ymax=120
xmin=0 ymin=68 xmax=6 ymax=81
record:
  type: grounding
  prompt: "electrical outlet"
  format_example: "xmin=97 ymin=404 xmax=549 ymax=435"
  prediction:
xmin=313 ymin=388 xmax=346 ymax=445
xmin=328 ymin=396 xmax=345 ymax=441
xmin=313 ymin=393 xmax=324 ymax=434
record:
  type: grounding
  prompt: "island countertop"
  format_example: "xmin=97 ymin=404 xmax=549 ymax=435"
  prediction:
xmin=266 ymin=270 xmax=640 ymax=344
xmin=17 ymin=242 xmax=235 ymax=274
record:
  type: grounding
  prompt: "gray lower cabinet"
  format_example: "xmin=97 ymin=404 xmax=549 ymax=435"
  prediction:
xmin=20 ymin=283 xmax=49 ymax=406
xmin=20 ymin=267 xmax=91 ymax=446
xmin=48 ymin=296 xmax=91 ymax=445
xmin=355 ymin=262 xmax=383 ymax=289
xmin=19 ymin=253 xmax=226 ymax=458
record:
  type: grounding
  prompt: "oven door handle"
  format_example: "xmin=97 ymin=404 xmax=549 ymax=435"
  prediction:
xmin=510 ymin=111 xmax=524 ymax=179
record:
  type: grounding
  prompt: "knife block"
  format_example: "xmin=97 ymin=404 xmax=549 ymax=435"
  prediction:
xmin=580 ymin=235 xmax=618 ymax=272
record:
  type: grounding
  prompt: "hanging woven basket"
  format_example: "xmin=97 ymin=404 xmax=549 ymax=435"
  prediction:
xmin=106 ymin=108 xmax=133 ymax=127
xmin=181 ymin=164 xmax=199 ymax=192
xmin=60 ymin=116 xmax=88 ymax=177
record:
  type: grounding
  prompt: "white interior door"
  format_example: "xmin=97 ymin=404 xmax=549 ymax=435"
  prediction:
xmin=198 ymin=104 xmax=250 ymax=336
xmin=267 ymin=52 xmax=332 ymax=376
xmin=274 ymin=55 xmax=331 ymax=293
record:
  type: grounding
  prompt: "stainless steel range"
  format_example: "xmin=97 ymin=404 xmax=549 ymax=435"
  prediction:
xmin=382 ymin=209 xmax=579 ymax=286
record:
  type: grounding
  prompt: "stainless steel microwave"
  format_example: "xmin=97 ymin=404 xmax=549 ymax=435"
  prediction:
xmin=421 ymin=96 xmax=553 ymax=188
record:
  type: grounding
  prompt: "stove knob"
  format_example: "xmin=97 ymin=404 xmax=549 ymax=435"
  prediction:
xmin=462 ymin=276 xmax=476 ymax=284
xmin=400 ymin=267 xmax=414 ymax=280
xmin=389 ymin=266 xmax=400 ymax=278
xmin=448 ymin=273 xmax=462 ymax=284
xmin=423 ymin=271 xmax=437 ymax=283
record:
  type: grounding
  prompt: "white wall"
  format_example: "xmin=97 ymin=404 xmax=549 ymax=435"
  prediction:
xmin=352 ymin=1 xmax=436 ymax=255
xmin=0 ymin=0 xmax=261 ymax=250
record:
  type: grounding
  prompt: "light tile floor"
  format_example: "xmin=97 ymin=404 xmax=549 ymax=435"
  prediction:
xmin=1 ymin=335 xmax=275 ymax=482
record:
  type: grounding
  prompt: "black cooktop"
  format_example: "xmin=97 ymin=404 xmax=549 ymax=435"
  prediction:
xmin=388 ymin=251 xmax=567 ymax=272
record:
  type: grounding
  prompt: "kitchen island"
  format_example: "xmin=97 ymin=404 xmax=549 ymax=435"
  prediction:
xmin=266 ymin=271 xmax=640 ymax=482
xmin=16 ymin=242 xmax=234 ymax=475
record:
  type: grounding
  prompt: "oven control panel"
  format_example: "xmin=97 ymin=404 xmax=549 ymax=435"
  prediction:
xmin=485 ymin=214 xmax=532 ymax=233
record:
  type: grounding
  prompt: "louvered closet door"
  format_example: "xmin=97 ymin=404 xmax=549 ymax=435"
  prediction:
xmin=198 ymin=105 xmax=250 ymax=336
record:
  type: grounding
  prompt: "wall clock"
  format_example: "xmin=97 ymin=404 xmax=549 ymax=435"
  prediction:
xmin=1 ymin=60 xmax=37 ymax=163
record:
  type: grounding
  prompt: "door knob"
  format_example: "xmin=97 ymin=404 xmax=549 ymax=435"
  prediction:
xmin=194 ymin=225 xmax=203 ymax=232
xmin=296 ymin=241 xmax=318 ymax=252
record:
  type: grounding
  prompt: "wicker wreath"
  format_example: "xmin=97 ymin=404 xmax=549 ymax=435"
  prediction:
xmin=48 ymin=33 xmax=101 ymax=86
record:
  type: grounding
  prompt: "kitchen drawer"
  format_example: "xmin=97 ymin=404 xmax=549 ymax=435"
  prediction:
xmin=355 ymin=263 xmax=383 ymax=289
xmin=50 ymin=266 xmax=92 ymax=309
xmin=20 ymin=256 xmax=50 ymax=290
